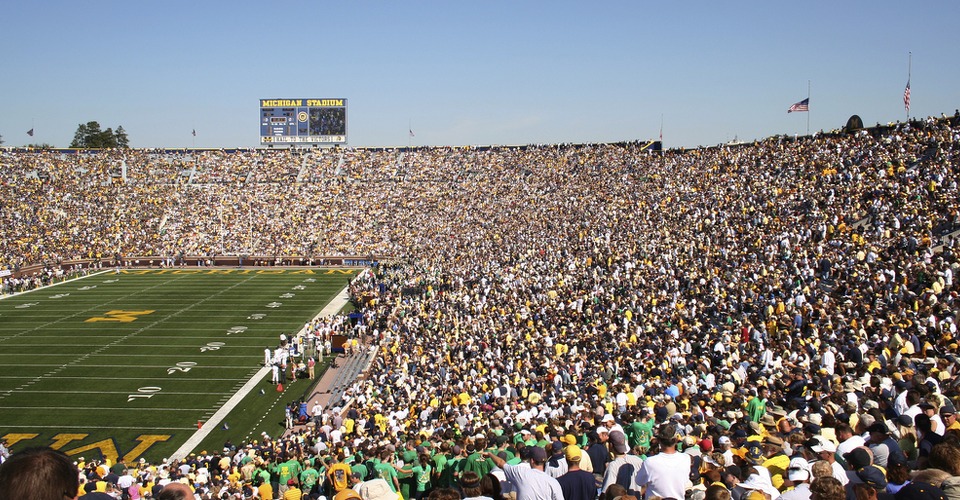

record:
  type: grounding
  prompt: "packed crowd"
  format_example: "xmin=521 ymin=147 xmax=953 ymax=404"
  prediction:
xmin=2 ymin=114 xmax=960 ymax=500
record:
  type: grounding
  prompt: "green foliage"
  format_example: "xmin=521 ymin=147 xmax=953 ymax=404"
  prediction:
xmin=25 ymin=143 xmax=55 ymax=150
xmin=69 ymin=121 xmax=131 ymax=148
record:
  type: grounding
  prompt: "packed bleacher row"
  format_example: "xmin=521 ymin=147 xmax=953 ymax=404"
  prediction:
xmin=2 ymin=114 xmax=960 ymax=499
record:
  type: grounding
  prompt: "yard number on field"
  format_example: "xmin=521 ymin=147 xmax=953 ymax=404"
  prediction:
xmin=167 ymin=362 xmax=197 ymax=374
xmin=201 ymin=342 xmax=225 ymax=352
xmin=127 ymin=386 xmax=162 ymax=402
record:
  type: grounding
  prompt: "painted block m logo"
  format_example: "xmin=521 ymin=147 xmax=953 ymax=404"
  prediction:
xmin=85 ymin=310 xmax=156 ymax=323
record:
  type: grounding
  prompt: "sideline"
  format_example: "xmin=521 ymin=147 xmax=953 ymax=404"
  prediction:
xmin=0 ymin=270 xmax=111 ymax=300
xmin=168 ymin=281 xmax=355 ymax=461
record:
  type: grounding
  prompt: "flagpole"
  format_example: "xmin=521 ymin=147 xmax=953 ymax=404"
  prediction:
xmin=806 ymin=80 xmax=811 ymax=136
xmin=659 ymin=114 xmax=665 ymax=168
xmin=907 ymin=52 xmax=912 ymax=121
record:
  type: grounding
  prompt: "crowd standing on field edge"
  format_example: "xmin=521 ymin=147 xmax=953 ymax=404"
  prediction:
xmin=2 ymin=113 xmax=960 ymax=499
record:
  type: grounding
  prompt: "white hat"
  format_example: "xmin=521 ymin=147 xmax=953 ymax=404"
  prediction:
xmin=601 ymin=414 xmax=615 ymax=423
xmin=809 ymin=436 xmax=837 ymax=454
xmin=787 ymin=457 xmax=811 ymax=481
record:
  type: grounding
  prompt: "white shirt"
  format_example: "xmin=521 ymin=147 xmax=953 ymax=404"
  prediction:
xmin=635 ymin=451 xmax=691 ymax=500
xmin=836 ymin=435 xmax=865 ymax=458
xmin=503 ymin=463 xmax=564 ymax=500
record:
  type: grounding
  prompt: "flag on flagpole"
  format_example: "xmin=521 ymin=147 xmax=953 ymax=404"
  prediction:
xmin=192 ymin=129 xmax=197 ymax=137
xmin=787 ymin=98 xmax=809 ymax=113
xmin=408 ymin=128 xmax=415 ymax=137
xmin=27 ymin=128 xmax=34 ymax=137
xmin=903 ymin=80 xmax=911 ymax=112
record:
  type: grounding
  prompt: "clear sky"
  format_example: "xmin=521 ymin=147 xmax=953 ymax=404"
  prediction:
xmin=2 ymin=1 xmax=958 ymax=149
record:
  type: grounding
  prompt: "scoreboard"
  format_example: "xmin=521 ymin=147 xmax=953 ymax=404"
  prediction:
xmin=260 ymin=98 xmax=347 ymax=145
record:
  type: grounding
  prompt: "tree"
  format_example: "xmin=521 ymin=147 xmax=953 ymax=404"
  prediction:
xmin=115 ymin=126 xmax=129 ymax=148
xmin=69 ymin=121 xmax=131 ymax=148
xmin=0 ymin=134 xmax=4 ymax=145
xmin=25 ymin=143 xmax=55 ymax=149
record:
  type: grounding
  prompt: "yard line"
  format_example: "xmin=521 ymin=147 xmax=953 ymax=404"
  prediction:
xmin=0 ymin=273 xmax=262 ymax=403
xmin=2 ymin=406 xmax=214 ymax=411
xmin=169 ymin=283 xmax=352 ymax=460
xmin=0 ymin=364 xmax=262 ymax=369
xmin=0 ymin=354 xmax=261 ymax=358
xmin=0 ymin=270 xmax=111 ymax=302
xmin=0 ymin=272 xmax=188 ymax=344
xmin=0 ymin=376 xmax=245 ymax=381
xmin=0 ymin=336 xmax=271 ymax=341
xmin=11 ymin=390 xmax=234 ymax=395
xmin=0 ymin=344 xmax=262 ymax=348
xmin=0 ymin=425 xmax=199 ymax=430
xmin=168 ymin=366 xmax=270 ymax=460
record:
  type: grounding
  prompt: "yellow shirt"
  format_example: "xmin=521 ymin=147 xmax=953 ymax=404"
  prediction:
xmin=259 ymin=483 xmax=274 ymax=500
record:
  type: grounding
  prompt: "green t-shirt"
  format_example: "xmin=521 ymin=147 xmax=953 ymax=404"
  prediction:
xmin=628 ymin=420 xmax=654 ymax=448
xmin=462 ymin=452 xmax=493 ymax=478
xmin=374 ymin=462 xmax=399 ymax=492
xmin=300 ymin=468 xmax=321 ymax=489
xmin=747 ymin=397 xmax=767 ymax=423
xmin=279 ymin=459 xmax=302 ymax=484
xmin=412 ymin=464 xmax=431 ymax=492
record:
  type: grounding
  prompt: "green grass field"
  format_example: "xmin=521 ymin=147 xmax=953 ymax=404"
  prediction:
xmin=0 ymin=267 xmax=359 ymax=464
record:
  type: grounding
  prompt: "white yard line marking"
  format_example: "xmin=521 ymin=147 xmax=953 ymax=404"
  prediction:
xmin=3 ymin=406 xmax=214 ymax=411
xmin=171 ymin=284 xmax=353 ymax=460
xmin=0 ymin=425 xmax=198 ymax=430
xmin=0 ymin=271 xmax=112 ymax=301
xmin=167 ymin=366 xmax=271 ymax=460
xmin=0 ymin=354 xmax=260 ymax=358
xmin=0 ymin=376 xmax=244 ymax=381
xmin=0 ymin=274 xmax=260 ymax=402
xmin=8 ymin=390 xmax=233 ymax=395
xmin=0 ymin=364 xmax=259 ymax=368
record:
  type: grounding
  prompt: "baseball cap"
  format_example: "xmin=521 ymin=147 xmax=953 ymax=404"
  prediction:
xmin=744 ymin=442 xmax=764 ymax=465
xmin=867 ymin=422 xmax=890 ymax=435
xmin=844 ymin=448 xmax=872 ymax=470
xmin=786 ymin=457 xmax=810 ymax=482
xmin=609 ymin=431 xmax=629 ymax=454
xmin=564 ymin=445 xmax=582 ymax=462
xmin=335 ymin=489 xmax=363 ymax=500
xmin=527 ymin=446 xmax=547 ymax=462
xmin=809 ymin=437 xmax=837 ymax=454
xmin=895 ymin=481 xmax=947 ymax=500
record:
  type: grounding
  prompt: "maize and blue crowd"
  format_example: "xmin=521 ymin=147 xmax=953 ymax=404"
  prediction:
xmin=3 ymin=113 xmax=960 ymax=500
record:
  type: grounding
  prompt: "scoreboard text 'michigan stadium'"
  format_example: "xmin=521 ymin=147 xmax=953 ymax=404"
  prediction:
xmin=260 ymin=98 xmax=347 ymax=145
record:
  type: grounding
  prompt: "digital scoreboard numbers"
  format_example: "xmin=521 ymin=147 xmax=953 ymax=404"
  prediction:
xmin=260 ymin=98 xmax=347 ymax=145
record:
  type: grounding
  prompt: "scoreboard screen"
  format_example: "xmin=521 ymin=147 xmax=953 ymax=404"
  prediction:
xmin=260 ymin=98 xmax=347 ymax=145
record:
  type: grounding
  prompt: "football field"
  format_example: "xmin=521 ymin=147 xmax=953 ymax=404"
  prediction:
xmin=0 ymin=267 xmax=359 ymax=464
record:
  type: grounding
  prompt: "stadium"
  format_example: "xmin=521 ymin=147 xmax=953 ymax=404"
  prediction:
xmin=2 ymin=107 xmax=960 ymax=500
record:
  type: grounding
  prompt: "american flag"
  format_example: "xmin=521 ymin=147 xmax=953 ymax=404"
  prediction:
xmin=904 ymin=80 xmax=911 ymax=112
xmin=409 ymin=128 xmax=415 ymax=137
xmin=787 ymin=98 xmax=809 ymax=113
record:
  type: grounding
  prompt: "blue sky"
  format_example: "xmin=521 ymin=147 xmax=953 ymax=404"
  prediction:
xmin=2 ymin=1 xmax=958 ymax=149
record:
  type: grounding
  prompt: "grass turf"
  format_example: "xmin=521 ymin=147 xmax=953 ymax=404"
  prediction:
xmin=0 ymin=267 xmax=358 ymax=463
